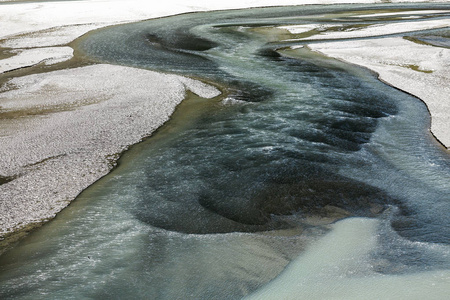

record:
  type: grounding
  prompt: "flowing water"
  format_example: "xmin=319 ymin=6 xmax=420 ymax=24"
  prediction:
xmin=1 ymin=3 xmax=450 ymax=299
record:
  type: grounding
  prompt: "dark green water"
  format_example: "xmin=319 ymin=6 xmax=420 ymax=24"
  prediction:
xmin=1 ymin=3 xmax=449 ymax=299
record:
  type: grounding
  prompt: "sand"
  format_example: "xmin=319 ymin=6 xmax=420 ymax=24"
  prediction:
xmin=0 ymin=0 xmax=449 ymax=241
xmin=246 ymin=218 xmax=450 ymax=299
xmin=0 ymin=47 xmax=73 ymax=73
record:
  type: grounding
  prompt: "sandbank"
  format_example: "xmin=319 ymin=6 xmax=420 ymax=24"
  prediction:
xmin=0 ymin=64 xmax=220 ymax=241
xmin=246 ymin=218 xmax=450 ymax=299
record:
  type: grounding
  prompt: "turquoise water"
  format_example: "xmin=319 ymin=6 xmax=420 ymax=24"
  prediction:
xmin=1 ymin=3 xmax=449 ymax=299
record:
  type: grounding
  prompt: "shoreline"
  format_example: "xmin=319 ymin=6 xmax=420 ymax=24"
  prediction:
xmin=1 ymin=0 xmax=449 ymax=250
xmin=376 ymin=75 xmax=449 ymax=150
xmin=307 ymin=45 xmax=450 ymax=150
xmin=0 ymin=64 xmax=221 ymax=251
xmin=307 ymin=37 xmax=450 ymax=150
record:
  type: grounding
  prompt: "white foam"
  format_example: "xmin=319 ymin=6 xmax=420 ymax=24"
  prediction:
xmin=221 ymin=97 xmax=250 ymax=106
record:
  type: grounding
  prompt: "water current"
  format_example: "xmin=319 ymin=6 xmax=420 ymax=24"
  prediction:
xmin=1 ymin=3 xmax=450 ymax=299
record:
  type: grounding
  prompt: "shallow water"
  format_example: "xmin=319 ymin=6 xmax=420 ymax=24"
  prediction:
xmin=1 ymin=3 xmax=450 ymax=299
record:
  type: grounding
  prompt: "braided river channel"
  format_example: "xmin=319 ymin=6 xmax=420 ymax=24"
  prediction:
xmin=1 ymin=3 xmax=450 ymax=299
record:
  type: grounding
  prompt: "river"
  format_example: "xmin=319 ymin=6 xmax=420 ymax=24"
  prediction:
xmin=1 ymin=3 xmax=449 ymax=299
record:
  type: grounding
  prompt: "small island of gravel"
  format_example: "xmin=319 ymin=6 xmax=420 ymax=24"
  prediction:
xmin=0 ymin=64 xmax=220 ymax=243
